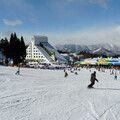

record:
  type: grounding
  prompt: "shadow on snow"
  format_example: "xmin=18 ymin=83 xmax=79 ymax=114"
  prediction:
xmin=94 ymin=88 xmax=120 ymax=91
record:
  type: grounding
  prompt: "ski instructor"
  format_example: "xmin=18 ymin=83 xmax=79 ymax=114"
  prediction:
xmin=88 ymin=71 xmax=98 ymax=88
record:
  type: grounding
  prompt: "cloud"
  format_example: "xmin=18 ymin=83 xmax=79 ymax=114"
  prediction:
xmin=1 ymin=0 xmax=33 ymax=16
xmin=3 ymin=30 xmax=13 ymax=37
xmin=2 ymin=19 xmax=23 ymax=26
xmin=17 ymin=25 xmax=120 ymax=47
xmin=46 ymin=26 xmax=120 ymax=46
xmin=115 ymin=21 xmax=120 ymax=25
xmin=67 ymin=0 xmax=111 ymax=8
xmin=1 ymin=0 xmax=31 ymax=8
xmin=67 ymin=0 xmax=74 ymax=1
xmin=89 ymin=0 xmax=109 ymax=9
xmin=31 ymin=18 xmax=38 ymax=23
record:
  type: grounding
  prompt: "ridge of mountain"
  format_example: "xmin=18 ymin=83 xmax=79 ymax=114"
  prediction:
xmin=55 ymin=43 xmax=120 ymax=55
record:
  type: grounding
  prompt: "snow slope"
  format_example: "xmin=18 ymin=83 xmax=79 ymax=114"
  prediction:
xmin=0 ymin=66 xmax=120 ymax=120
xmin=92 ymin=48 xmax=101 ymax=53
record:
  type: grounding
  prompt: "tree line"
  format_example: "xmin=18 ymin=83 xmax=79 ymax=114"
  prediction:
xmin=0 ymin=33 xmax=26 ymax=65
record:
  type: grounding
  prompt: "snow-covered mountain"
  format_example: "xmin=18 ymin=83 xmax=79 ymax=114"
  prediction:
xmin=92 ymin=47 xmax=114 ymax=55
xmin=55 ymin=43 xmax=120 ymax=55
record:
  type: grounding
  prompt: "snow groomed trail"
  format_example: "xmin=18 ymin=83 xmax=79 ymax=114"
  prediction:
xmin=0 ymin=66 xmax=120 ymax=120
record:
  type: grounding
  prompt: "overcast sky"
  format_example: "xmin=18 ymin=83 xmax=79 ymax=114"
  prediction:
xmin=0 ymin=0 xmax=120 ymax=46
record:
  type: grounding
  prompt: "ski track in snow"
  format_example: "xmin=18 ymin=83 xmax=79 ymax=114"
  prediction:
xmin=88 ymin=101 xmax=120 ymax=120
xmin=1 ymin=66 xmax=120 ymax=120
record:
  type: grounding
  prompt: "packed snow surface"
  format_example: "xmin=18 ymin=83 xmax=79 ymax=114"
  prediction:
xmin=0 ymin=66 xmax=120 ymax=120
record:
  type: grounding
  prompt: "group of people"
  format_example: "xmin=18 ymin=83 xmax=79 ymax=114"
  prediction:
xmin=64 ymin=66 xmax=120 ymax=88
xmin=64 ymin=68 xmax=98 ymax=88
xmin=64 ymin=68 xmax=79 ymax=77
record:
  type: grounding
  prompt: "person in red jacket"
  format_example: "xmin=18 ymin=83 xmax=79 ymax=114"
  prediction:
xmin=88 ymin=71 xmax=98 ymax=88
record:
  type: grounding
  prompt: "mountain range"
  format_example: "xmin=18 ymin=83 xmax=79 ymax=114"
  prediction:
xmin=55 ymin=43 xmax=120 ymax=55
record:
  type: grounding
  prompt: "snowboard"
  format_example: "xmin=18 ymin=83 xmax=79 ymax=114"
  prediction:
xmin=87 ymin=86 xmax=94 ymax=89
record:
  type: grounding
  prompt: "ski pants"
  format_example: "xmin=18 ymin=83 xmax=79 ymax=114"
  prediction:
xmin=88 ymin=81 xmax=95 ymax=88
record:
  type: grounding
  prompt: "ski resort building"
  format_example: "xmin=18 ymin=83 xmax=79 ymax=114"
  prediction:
xmin=25 ymin=35 xmax=67 ymax=65
xmin=77 ymin=58 xmax=120 ymax=66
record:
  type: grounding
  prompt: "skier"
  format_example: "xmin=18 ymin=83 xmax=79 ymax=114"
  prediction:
xmin=88 ymin=71 xmax=98 ymax=88
xmin=111 ymin=69 xmax=114 ymax=75
xmin=15 ymin=67 xmax=20 ymax=75
xmin=75 ymin=72 xmax=78 ymax=75
xmin=70 ymin=68 xmax=73 ymax=73
xmin=114 ymin=73 xmax=117 ymax=80
xmin=15 ymin=70 xmax=20 ymax=75
xmin=64 ymin=70 xmax=68 ymax=77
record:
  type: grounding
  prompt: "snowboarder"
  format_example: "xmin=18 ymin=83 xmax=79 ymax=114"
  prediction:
xmin=64 ymin=70 xmax=68 ymax=77
xmin=88 ymin=71 xmax=98 ymax=88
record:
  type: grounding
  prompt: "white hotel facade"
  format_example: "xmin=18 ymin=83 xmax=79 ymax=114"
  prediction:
xmin=26 ymin=35 xmax=67 ymax=64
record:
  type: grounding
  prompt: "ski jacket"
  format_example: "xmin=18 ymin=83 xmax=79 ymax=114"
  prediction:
xmin=90 ymin=73 xmax=97 ymax=82
xmin=64 ymin=72 xmax=68 ymax=77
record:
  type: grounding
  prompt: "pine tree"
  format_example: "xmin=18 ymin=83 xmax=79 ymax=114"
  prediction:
xmin=0 ymin=38 xmax=10 ymax=64
xmin=1 ymin=33 xmax=27 ymax=65
xmin=9 ymin=33 xmax=14 ymax=60
xmin=9 ymin=33 xmax=21 ymax=65
xmin=20 ymin=36 xmax=26 ymax=62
